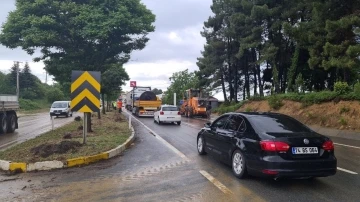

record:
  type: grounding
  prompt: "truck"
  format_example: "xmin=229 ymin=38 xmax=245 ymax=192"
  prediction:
xmin=132 ymin=91 xmax=162 ymax=117
xmin=179 ymin=89 xmax=208 ymax=118
xmin=0 ymin=95 xmax=19 ymax=134
xmin=125 ymin=86 xmax=151 ymax=111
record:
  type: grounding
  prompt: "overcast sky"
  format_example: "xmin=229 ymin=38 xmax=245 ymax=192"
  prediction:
xmin=0 ymin=0 xmax=221 ymax=99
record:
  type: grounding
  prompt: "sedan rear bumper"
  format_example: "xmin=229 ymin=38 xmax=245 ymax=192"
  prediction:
xmin=248 ymin=156 xmax=337 ymax=178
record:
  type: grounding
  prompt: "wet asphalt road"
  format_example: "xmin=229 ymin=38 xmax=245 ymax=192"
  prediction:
xmin=0 ymin=112 xmax=78 ymax=151
xmin=0 ymin=111 xmax=359 ymax=202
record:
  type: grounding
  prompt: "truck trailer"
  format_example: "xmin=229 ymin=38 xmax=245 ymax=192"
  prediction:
xmin=125 ymin=86 xmax=151 ymax=111
xmin=132 ymin=91 xmax=162 ymax=117
xmin=0 ymin=95 xmax=19 ymax=134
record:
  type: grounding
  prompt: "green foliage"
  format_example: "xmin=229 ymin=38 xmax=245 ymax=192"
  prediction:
xmin=354 ymin=82 xmax=360 ymax=94
xmin=0 ymin=0 xmax=155 ymax=84
xmin=164 ymin=69 xmax=199 ymax=105
xmin=334 ymin=81 xmax=351 ymax=94
xmin=19 ymin=99 xmax=42 ymax=111
xmin=339 ymin=106 xmax=350 ymax=114
xmin=46 ymin=88 xmax=65 ymax=103
xmin=295 ymin=74 xmax=304 ymax=93
xmin=268 ymin=95 xmax=283 ymax=110
xmin=339 ymin=117 xmax=347 ymax=126
xmin=213 ymin=101 xmax=247 ymax=115
xmin=152 ymin=88 xmax=163 ymax=95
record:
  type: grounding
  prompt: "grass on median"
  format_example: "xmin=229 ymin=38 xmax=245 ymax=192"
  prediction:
xmin=0 ymin=112 xmax=131 ymax=163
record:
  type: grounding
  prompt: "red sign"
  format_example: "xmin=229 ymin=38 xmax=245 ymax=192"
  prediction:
xmin=130 ymin=81 xmax=136 ymax=87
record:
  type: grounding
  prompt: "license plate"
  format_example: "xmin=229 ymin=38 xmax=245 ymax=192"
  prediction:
xmin=167 ymin=117 xmax=174 ymax=118
xmin=55 ymin=113 xmax=60 ymax=114
xmin=292 ymin=147 xmax=318 ymax=154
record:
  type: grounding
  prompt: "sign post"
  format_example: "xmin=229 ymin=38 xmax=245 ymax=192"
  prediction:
xmin=70 ymin=71 xmax=101 ymax=144
xmin=174 ymin=93 xmax=176 ymax=106
xmin=130 ymin=81 xmax=136 ymax=112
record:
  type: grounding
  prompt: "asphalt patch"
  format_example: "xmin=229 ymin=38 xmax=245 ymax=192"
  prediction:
xmin=30 ymin=141 xmax=82 ymax=158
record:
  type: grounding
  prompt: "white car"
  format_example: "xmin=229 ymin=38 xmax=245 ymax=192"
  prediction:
xmin=50 ymin=101 xmax=73 ymax=118
xmin=154 ymin=105 xmax=181 ymax=125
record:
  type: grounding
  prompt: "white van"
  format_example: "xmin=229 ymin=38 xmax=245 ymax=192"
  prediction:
xmin=50 ymin=101 xmax=72 ymax=118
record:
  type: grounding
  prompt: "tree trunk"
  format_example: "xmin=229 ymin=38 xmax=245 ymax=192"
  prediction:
xmin=87 ymin=112 xmax=92 ymax=132
xmin=244 ymin=53 xmax=250 ymax=98
xmin=101 ymin=93 xmax=106 ymax=115
xmin=220 ymin=71 xmax=227 ymax=102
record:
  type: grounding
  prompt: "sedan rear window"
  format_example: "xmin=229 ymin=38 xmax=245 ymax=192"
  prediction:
xmin=162 ymin=107 xmax=178 ymax=111
xmin=248 ymin=115 xmax=311 ymax=133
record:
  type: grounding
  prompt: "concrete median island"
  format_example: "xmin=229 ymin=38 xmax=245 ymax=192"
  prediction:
xmin=0 ymin=113 xmax=134 ymax=173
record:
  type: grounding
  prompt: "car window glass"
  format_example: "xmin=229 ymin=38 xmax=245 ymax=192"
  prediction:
xmin=212 ymin=116 xmax=229 ymax=129
xmin=224 ymin=116 xmax=244 ymax=131
xmin=248 ymin=114 xmax=311 ymax=134
xmin=238 ymin=119 xmax=246 ymax=132
xmin=162 ymin=107 xmax=178 ymax=111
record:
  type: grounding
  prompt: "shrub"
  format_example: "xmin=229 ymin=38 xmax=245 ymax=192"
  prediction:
xmin=354 ymin=82 xmax=360 ymax=95
xmin=268 ymin=95 xmax=283 ymax=110
xmin=19 ymin=99 xmax=42 ymax=110
xmin=47 ymin=88 xmax=65 ymax=103
xmin=334 ymin=81 xmax=351 ymax=94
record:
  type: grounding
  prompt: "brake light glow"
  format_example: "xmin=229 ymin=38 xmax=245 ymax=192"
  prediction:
xmin=260 ymin=141 xmax=290 ymax=152
xmin=322 ymin=140 xmax=334 ymax=151
xmin=262 ymin=169 xmax=279 ymax=175
xmin=160 ymin=111 xmax=164 ymax=115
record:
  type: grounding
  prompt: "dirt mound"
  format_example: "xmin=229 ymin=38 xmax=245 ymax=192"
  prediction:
xmin=239 ymin=100 xmax=360 ymax=131
xmin=31 ymin=141 xmax=82 ymax=158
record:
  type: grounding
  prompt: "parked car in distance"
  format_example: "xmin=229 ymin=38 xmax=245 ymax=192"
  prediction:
xmin=196 ymin=112 xmax=337 ymax=180
xmin=154 ymin=105 xmax=181 ymax=125
xmin=50 ymin=101 xmax=73 ymax=118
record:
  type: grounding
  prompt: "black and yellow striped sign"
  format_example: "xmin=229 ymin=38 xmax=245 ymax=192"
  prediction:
xmin=70 ymin=71 xmax=101 ymax=112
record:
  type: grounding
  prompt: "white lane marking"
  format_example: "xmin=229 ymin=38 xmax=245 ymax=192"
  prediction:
xmin=337 ymin=167 xmax=358 ymax=175
xmin=334 ymin=143 xmax=360 ymax=150
xmin=199 ymin=170 xmax=233 ymax=195
xmin=124 ymin=111 xmax=190 ymax=161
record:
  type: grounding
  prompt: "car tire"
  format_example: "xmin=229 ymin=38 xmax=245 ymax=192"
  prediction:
xmin=70 ymin=113 xmax=73 ymax=117
xmin=197 ymin=135 xmax=206 ymax=155
xmin=177 ymin=121 xmax=181 ymax=126
xmin=0 ymin=114 xmax=8 ymax=134
xmin=7 ymin=114 xmax=16 ymax=133
xmin=66 ymin=113 xmax=69 ymax=118
xmin=232 ymin=150 xmax=247 ymax=179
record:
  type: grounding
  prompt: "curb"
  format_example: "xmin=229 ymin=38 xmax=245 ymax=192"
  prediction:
xmin=0 ymin=125 xmax=135 ymax=173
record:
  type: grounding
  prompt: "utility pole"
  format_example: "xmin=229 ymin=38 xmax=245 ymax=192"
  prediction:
xmin=14 ymin=61 xmax=22 ymax=101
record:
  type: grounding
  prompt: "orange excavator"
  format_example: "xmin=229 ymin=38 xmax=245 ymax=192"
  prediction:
xmin=180 ymin=89 xmax=207 ymax=118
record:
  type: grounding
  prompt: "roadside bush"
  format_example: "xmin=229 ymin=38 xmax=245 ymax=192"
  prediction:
xmin=19 ymin=99 xmax=42 ymax=110
xmin=47 ymin=88 xmax=65 ymax=103
xmin=213 ymin=101 xmax=246 ymax=115
xmin=354 ymin=82 xmax=360 ymax=95
xmin=268 ymin=95 xmax=283 ymax=110
xmin=334 ymin=81 xmax=351 ymax=94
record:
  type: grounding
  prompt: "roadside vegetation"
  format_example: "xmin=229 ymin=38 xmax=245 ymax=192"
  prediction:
xmin=0 ymin=112 xmax=131 ymax=163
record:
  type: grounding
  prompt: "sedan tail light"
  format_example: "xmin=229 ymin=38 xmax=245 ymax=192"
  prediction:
xmin=322 ymin=140 xmax=334 ymax=151
xmin=260 ymin=141 xmax=290 ymax=152
xmin=177 ymin=111 xmax=180 ymax=115
xmin=160 ymin=111 xmax=164 ymax=115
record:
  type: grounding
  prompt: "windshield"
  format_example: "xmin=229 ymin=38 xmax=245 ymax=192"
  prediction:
xmin=51 ymin=102 xmax=68 ymax=108
xmin=162 ymin=107 xmax=178 ymax=111
xmin=248 ymin=115 xmax=311 ymax=133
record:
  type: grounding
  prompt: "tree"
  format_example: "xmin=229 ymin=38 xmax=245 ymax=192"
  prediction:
xmin=152 ymin=88 xmax=163 ymax=95
xmin=101 ymin=64 xmax=130 ymax=114
xmin=21 ymin=62 xmax=36 ymax=90
xmin=164 ymin=69 xmax=199 ymax=105
xmin=0 ymin=0 xmax=155 ymax=132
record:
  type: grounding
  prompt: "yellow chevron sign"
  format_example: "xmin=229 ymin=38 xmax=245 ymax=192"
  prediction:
xmin=70 ymin=71 xmax=101 ymax=112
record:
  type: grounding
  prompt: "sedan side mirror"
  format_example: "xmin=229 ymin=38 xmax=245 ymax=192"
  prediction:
xmin=204 ymin=122 xmax=211 ymax=128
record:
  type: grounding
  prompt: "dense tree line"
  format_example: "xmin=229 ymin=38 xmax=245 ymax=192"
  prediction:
xmin=197 ymin=0 xmax=360 ymax=102
xmin=0 ymin=63 xmax=65 ymax=103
